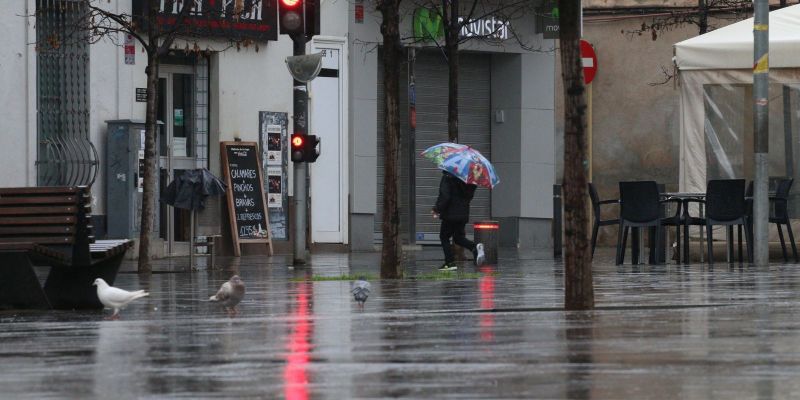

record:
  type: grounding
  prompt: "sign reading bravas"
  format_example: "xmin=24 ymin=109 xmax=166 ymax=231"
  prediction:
xmin=132 ymin=0 xmax=277 ymax=42
xmin=221 ymin=141 xmax=273 ymax=256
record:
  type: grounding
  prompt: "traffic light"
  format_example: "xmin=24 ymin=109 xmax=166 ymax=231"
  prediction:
xmin=291 ymin=133 xmax=305 ymax=162
xmin=304 ymin=135 xmax=321 ymax=162
xmin=279 ymin=0 xmax=320 ymax=37
xmin=290 ymin=134 xmax=321 ymax=162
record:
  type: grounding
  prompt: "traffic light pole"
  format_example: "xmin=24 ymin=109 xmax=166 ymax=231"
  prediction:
xmin=292 ymin=34 xmax=309 ymax=265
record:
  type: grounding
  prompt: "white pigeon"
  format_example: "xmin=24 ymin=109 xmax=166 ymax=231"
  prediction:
xmin=93 ymin=278 xmax=149 ymax=320
xmin=209 ymin=275 xmax=246 ymax=316
xmin=351 ymin=277 xmax=371 ymax=308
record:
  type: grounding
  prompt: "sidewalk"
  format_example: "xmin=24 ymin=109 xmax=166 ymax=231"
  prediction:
xmin=3 ymin=247 xmax=800 ymax=398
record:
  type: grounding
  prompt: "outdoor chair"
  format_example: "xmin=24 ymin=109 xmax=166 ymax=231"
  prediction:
xmin=704 ymin=179 xmax=752 ymax=264
xmin=745 ymin=178 xmax=797 ymax=262
xmin=770 ymin=178 xmax=797 ymax=262
xmin=588 ymin=182 xmax=619 ymax=259
xmin=616 ymin=181 xmax=674 ymax=265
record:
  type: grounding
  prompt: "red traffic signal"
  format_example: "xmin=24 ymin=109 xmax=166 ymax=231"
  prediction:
xmin=279 ymin=0 xmax=304 ymax=35
xmin=279 ymin=0 xmax=320 ymax=37
xmin=291 ymin=133 xmax=305 ymax=162
xmin=290 ymin=134 xmax=321 ymax=163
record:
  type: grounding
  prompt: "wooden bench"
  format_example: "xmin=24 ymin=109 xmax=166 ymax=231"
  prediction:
xmin=0 ymin=186 xmax=133 ymax=310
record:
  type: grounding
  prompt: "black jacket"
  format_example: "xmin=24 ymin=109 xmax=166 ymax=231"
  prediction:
xmin=433 ymin=172 xmax=476 ymax=222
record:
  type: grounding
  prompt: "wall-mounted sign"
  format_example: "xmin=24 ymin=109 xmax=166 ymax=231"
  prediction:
xmin=136 ymin=88 xmax=148 ymax=102
xmin=124 ymin=34 xmax=135 ymax=65
xmin=132 ymin=0 xmax=277 ymax=42
xmin=535 ymin=0 xmax=559 ymax=39
xmin=412 ymin=8 xmax=511 ymax=41
xmin=457 ymin=16 xmax=510 ymax=40
xmin=259 ymin=112 xmax=289 ymax=240
xmin=413 ymin=8 xmax=443 ymax=41
xmin=354 ymin=0 xmax=364 ymax=23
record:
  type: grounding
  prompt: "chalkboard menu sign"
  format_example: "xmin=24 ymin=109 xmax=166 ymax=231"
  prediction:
xmin=220 ymin=141 xmax=273 ymax=256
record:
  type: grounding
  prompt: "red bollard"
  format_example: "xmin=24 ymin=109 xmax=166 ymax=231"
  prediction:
xmin=474 ymin=221 xmax=499 ymax=264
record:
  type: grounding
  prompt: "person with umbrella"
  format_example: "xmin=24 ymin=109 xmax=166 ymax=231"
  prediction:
xmin=423 ymin=143 xmax=499 ymax=271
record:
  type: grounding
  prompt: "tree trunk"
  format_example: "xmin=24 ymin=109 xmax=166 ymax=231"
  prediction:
xmin=559 ymin=0 xmax=594 ymax=310
xmin=446 ymin=4 xmax=459 ymax=143
xmin=698 ymin=0 xmax=708 ymax=34
xmin=138 ymin=51 xmax=159 ymax=274
xmin=379 ymin=0 xmax=403 ymax=279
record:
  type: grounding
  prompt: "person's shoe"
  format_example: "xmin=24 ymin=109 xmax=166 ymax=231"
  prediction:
xmin=475 ymin=243 xmax=486 ymax=266
xmin=438 ymin=262 xmax=457 ymax=271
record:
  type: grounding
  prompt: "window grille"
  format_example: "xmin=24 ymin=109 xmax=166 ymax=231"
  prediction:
xmin=36 ymin=0 xmax=98 ymax=187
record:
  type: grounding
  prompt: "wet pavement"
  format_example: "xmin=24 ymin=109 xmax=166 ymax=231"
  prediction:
xmin=4 ymin=248 xmax=800 ymax=399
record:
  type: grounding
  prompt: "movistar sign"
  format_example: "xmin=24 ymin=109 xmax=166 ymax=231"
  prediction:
xmin=413 ymin=8 xmax=444 ymax=40
xmin=413 ymin=8 xmax=511 ymax=41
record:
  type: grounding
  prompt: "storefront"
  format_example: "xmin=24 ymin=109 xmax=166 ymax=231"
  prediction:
xmin=350 ymin=3 xmax=558 ymax=250
xmin=3 ymin=0 xmax=297 ymax=257
xmin=375 ymin=50 xmax=493 ymax=244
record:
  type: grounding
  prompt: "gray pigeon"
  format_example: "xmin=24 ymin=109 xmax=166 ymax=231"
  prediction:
xmin=209 ymin=275 xmax=246 ymax=315
xmin=351 ymin=277 xmax=371 ymax=307
xmin=93 ymin=278 xmax=149 ymax=320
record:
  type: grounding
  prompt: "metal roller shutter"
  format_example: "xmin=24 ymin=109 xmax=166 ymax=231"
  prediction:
xmin=376 ymin=50 xmax=491 ymax=244
xmin=375 ymin=54 xmax=410 ymax=242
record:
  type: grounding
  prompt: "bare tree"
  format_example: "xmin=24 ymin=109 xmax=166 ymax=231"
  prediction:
xmin=41 ymin=0 xmax=262 ymax=273
xmin=621 ymin=0 xmax=753 ymax=40
xmin=559 ymin=0 xmax=593 ymax=310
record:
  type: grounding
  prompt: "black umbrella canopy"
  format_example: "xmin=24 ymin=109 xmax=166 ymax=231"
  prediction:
xmin=162 ymin=168 xmax=227 ymax=210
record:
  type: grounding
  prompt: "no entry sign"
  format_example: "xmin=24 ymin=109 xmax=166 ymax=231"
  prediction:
xmin=580 ymin=39 xmax=597 ymax=85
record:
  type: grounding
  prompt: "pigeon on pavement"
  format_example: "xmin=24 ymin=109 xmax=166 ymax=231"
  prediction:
xmin=351 ymin=277 xmax=371 ymax=308
xmin=93 ymin=278 xmax=149 ymax=320
xmin=209 ymin=275 xmax=246 ymax=316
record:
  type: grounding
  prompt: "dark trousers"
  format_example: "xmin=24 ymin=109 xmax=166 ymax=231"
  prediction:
xmin=440 ymin=219 xmax=476 ymax=264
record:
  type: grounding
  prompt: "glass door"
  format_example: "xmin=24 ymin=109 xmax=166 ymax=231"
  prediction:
xmin=158 ymin=65 xmax=197 ymax=256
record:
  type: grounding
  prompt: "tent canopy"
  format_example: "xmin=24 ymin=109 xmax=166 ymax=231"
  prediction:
xmin=673 ymin=5 xmax=800 ymax=198
xmin=675 ymin=4 xmax=800 ymax=70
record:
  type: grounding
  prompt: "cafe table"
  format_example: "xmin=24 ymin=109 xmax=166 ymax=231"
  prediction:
xmin=661 ymin=192 xmax=706 ymax=264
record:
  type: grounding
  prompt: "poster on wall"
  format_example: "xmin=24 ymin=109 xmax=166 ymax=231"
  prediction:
xmin=267 ymin=166 xmax=282 ymax=208
xmin=267 ymin=125 xmax=282 ymax=165
xmin=259 ymin=111 xmax=289 ymax=240
xmin=138 ymin=129 xmax=145 ymax=192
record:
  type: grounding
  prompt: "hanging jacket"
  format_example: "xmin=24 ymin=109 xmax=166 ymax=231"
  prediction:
xmin=433 ymin=172 xmax=476 ymax=222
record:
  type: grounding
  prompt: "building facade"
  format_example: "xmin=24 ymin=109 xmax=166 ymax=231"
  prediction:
xmin=2 ymin=0 xmax=556 ymax=256
xmin=348 ymin=2 xmax=557 ymax=251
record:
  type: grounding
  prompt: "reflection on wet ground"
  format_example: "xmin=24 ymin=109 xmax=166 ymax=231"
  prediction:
xmin=3 ymin=248 xmax=800 ymax=398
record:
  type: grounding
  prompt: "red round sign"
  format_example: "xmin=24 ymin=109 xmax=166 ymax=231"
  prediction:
xmin=580 ymin=39 xmax=597 ymax=85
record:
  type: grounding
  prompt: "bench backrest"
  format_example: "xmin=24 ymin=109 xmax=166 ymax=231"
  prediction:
xmin=0 ymin=186 xmax=94 ymax=264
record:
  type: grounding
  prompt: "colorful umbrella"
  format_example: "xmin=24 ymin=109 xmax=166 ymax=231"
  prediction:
xmin=421 ymin=143 xmax=500 ymax=189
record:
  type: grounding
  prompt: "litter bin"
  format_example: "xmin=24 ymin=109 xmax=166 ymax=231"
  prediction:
xmin=474 ymin=220 xmax=499 ymax=264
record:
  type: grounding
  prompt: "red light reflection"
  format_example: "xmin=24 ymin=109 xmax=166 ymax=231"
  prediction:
xmin=479 ymin=266 xmax=495 ymax=342
xmin=284 ymin=282 xmax=312 ymax=400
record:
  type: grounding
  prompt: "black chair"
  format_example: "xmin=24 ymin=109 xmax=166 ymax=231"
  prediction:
xmin=616 ymin=181 xmax=673 ymax=265
xmin=588 ymin=182 xmax=619 ymax=259
xmin=745 ymin=178 xmax=797 ymax=262
xmin=770 ymin=178 xmax=797 ymax=262
xmin=704 ymin=179 xmax=752 ymax=264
